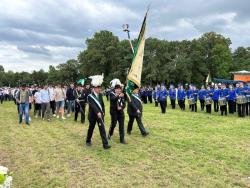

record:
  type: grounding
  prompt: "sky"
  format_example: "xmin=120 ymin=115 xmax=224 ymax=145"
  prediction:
xmin=1 ymin=0 xmax=250 ymax=72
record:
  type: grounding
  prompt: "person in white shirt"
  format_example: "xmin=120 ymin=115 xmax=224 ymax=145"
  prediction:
xmin=48 ymin=85 xmax=56 ymax=117
xmin=34 ymin=87 xmax=42 ymax=118
xmin=40 ymin=85 xmax=51 ymax=121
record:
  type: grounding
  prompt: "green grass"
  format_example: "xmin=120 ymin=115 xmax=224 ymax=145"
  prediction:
xmin=0 ymin=100 xmax=250 ymax=188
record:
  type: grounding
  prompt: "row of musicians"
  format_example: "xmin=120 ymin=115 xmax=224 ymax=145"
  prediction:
xmin=151 ymin=83 xmax=250 ymax=117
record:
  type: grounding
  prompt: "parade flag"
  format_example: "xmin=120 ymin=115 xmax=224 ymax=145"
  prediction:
xmin=206 ymin=72 xmax=212 ymax=84
xmin=126 ymin=8 xmax=148 ymax=96
xmin=77 ymin=79 xmax=85 ymax=86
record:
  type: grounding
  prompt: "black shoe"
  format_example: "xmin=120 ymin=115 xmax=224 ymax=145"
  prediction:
xmin=142 ymin=132 xmax=149 ymax=137
xmin=120 ymin=140 xmax=128 ymax=144
xmin=127 ymin=131 xmax=131 ymax=135
xmin=26 ymin=123 xmax=30 ymax=126
xmin=86 ymin=142 xmax=92 ymax=147
xmin=19 ymin=121 xmax=22 ymax=124
xmin=103 ymin=145 xmax=111 ymax=149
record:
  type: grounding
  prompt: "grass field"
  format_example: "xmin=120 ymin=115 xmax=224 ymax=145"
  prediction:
xmin=0 ymin=100 xmax=250 ymax=188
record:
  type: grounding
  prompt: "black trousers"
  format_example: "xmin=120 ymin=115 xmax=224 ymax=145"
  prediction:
xmin=246 ymin=102 xmax=250 ymax=116
xmin=206 ymin=104 xmax=211 ymax=113
xmin=214 ymin=100 xmax=219 ymax=112
xmin=159 ymin=100 xmax=167 ymax=113
xmin=220 ymin=105 xmax=227 ymax=116
xmin=127 ymin=115 xmax=147 ymax=135
xmin=178 ymin=100 xmax=185 ymax=111
xmin=148 ymin=96 xmax=152 ymax=103
xmin=0 ymin=96 xmax=3 ymax=104
xmin=191 ymin=103 xmax=197 ymax=112
xmin=75 ymin=102 xmax=85 ymax=123
xmin=237 ymin=104 xmax=246 ymax=117
xmin=50 ymin=100 xmax=56 ymax=115
xmin=34 ymin=103 xmax=41 ymax=117
xmin=228 ymin=100 xmax=236 ymax=114
xmin=86 ymin=118 xmax=109 ymax=147
xmin=154 ymin=100 xmax=158 ymax=107
xmin=109 ymin=112 xmax=125 ymax=142
xmin=170 ymin=99 xmax=176 ymax=109
xmin=142 ymin=96 xmax=147 ymax=104
xmin=200 ymin=100 xmax=205 ymax=111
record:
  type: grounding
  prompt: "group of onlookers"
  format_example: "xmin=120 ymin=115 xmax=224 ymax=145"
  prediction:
xmin=10 ymin=84 xmax=91 ymax=126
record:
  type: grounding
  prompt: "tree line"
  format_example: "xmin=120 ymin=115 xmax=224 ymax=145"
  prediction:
xmin=0 ymin=31 xmax=249 ymax=87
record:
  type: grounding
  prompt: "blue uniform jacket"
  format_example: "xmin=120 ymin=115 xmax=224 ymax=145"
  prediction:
xmin=158 ymin=89 xmax=168 ymax=101
xmin=212 ymin=89 xmax=221 ymax=100
xmin=169 ymin=89 xmax=176 ymax=100
xmin=228 ymin=89 xmax=236 ymax=101
xmin=177 ymin=89 xmax=186 ymax=100
xmin=198 ymin=89 xmax=206 ymax=100
xmin=220 ymin=88 xmax=229 ymax=99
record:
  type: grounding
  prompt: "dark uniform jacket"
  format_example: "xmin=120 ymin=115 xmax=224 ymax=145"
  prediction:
xmin=87 ymin=92 xmax=105 ymax=121
xmin=74 ymin=89 xmax=88 ymax=104
xmin=110 ymin=91 xmax=126 ymax=114
xmin=127 ymin=94 xmax=143 ymax=116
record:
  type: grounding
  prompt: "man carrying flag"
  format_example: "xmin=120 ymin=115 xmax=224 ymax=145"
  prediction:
xmin=126 ymin=9 xmax=149 ymax=137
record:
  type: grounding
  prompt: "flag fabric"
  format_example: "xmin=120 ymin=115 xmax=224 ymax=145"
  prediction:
xmin=206 ymin=72 xmax=212 ymax=83
xmin=126 ymin=9 xmax=148 ymax=97
xmin=77 ymin=79 xmax=85 ymax=86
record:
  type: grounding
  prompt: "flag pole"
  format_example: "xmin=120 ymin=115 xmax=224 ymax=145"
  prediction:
xmin=123 ymin=24 xmax=134 ymax=54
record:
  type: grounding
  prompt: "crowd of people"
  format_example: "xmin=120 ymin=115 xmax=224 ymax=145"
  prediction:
xmin=1 ymin=79 xmax=249 ymax=149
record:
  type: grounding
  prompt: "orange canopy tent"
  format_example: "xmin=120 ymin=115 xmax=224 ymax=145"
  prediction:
xmin=230 ymin=70 xmax=250 ymax=82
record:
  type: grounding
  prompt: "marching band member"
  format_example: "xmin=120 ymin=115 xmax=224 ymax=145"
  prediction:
xmin=198 ymin=85 xmax=206 ymax=111
xmin=169 ymin=84 xmax=176 ymax=109
xmin=219 ymin=83 xmax=228 ymax=116
xmin=245 ymin=81 xmax=250 ymax=116
xmin=228 ymin=84 xmax=236 ymax=114
xmin=177 ymin=84 xmax=186 ymax=111
xmin=158 ymin=85 xmax=168 ymax=114
xmin=205 ymin=85 xmax=213 ymax=114
xmin=212 ymin=84 xmax=221 ymax=112
xmin=236 ymin=82 xmax=246 ymax=118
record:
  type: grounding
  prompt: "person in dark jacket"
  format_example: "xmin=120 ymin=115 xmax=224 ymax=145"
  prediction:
xmin=86 ymin=75 xmax=111 ymax=149
xmin=108 ymin=83 xmax=127 ymax=144
xmin=127 ymin=88 xmax=149 ymax=137
xmin=74 ymin=85 xmax=88 ymax=124
xmin=66 ymin=83 xmax=75 ymax=117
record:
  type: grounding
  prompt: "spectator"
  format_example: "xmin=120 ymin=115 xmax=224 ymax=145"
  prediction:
xmin=15 ymin=85 xmax=32 ymax=126
xmin=66 ymin=83 xmax=75 ymax=117
xmin=40 ymin=85 xmax=51 ymax=121
xmin=54 ymin=84 xmax=66 ymax=120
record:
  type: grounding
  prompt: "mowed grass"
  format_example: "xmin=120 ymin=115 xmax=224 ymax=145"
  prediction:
xmin=0 ymin=100 xmax=250 ymax=188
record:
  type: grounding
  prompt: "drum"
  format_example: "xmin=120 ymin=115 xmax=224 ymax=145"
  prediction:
xmin=236 ymin=96 xmax=247 ymax=104
xmin=205 ymin=97 xmax=212 ymax=105
xmin=188 ymin=98 xmax=195 ymax=105
xmin=219 ymin=97 xmax=227 ymax=106
xmin=247 ymin=95 xmax=250 ymax=103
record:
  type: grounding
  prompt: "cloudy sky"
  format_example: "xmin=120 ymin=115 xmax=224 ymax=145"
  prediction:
xmin=1 ymin=0 xmax=250 ymax=72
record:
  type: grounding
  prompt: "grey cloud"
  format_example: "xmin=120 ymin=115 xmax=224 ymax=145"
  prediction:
xmin=17 ymin=45 xmax=51 ymax=56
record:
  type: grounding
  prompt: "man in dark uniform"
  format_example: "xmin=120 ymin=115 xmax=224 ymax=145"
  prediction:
xmin=108 ymin=82 xmax=127 ymax=144
xmin=74 ymin=85 xmax=88 ymax=124
xmin=127 ymin=88 xmax=149 ymax=137
xmin=86 ymin=75 xmax=111 ymax=149
xmin=147 ymin=86 xmax=153 ymax=104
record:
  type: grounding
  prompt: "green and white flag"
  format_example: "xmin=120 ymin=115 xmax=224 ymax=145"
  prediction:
xmin=126 ymin=8 xmax=148 ymax=97
xmin=206 ymin=72 xmax=212 ymax=83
